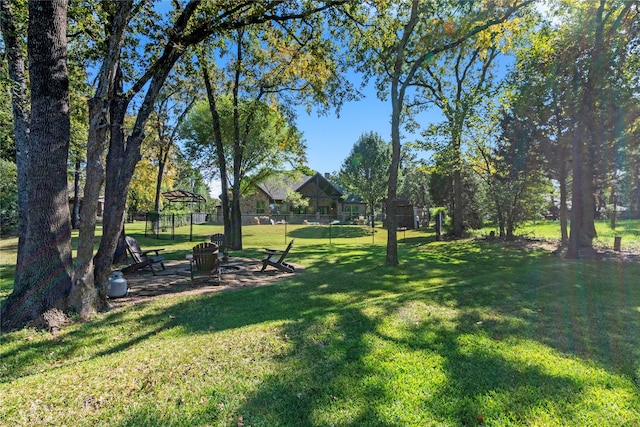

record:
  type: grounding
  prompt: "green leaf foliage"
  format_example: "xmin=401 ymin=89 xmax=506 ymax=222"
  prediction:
xmin=0 ymin=158 xmax=18 ymax=232
xmin=339 ymin=131 xmax=391 ymax=217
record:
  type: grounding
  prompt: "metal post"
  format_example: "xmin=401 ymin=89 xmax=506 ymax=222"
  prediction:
xmin=190 ymin=212 xmax=193 ymax=241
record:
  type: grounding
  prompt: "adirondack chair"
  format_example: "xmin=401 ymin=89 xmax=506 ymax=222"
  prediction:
xmin=190 ymin=242 xmax=220 ymax=283
xmin=261 ymin=239 xmax=295 ymax=273
xmin=210 ymin=233 xmax=228 ymax=260
xmin=123 ymin=236 xmax=165 ymax=275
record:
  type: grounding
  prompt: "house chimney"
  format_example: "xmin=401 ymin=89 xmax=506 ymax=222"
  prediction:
xmin=324 ymin=172 xmax=330 ymax=180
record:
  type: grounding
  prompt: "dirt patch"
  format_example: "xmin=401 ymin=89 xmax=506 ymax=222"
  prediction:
xmin=109 ymin=257 xmax=303 ymax=308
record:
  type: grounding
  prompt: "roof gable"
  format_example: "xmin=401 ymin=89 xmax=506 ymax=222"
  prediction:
xmin=256 ymin=172 xmax=364 ymax=204
xmin=297 ymin=173 xmax=343 ymax=198
xmin=257 ymin=174 xmax=311 ymax=201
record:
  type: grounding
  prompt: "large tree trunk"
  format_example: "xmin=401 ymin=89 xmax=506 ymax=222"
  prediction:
xmin=567 ymin=1 xmax=607 ymax=258
xmin=230 ymin=186 xmax=243 ymax=250
xmin=70 ymin=1 xmax=133 ymax=317
xmin=201 ymin=63 xmax=232 ymax=239
xmin=229 ymin=30 xmax=245 ymax=251
xmin=1 ymin=0 xmax=72 ymax=331
xmin=567 ymin=128 xmax=585 ymax=258
xmin=93 ymin=47 xmax=183 ymax=307
xmin=386 ymin=94 xmax=401 ymax=266
xmin=567 ymin=127 xmax=597 ymax=256
xmin=93 ymin=96 xmax=132 ymax=308
xmin=0 ymin=0 xmax=30 ymax=271
xmin=80 ymin=0 xmax=200 ymax=314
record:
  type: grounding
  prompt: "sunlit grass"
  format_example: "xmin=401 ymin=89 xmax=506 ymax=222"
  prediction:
xmin=474 ymin=219 xmax=640 ymax=251
xmin=1 ymin=222 xmax=640 ymax=425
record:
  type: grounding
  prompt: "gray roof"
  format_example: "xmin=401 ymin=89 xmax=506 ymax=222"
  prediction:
xmin=258 ymin=174 xmax=311 ymax=201
xmin=257 ymin=173 xmax=364 ymax=204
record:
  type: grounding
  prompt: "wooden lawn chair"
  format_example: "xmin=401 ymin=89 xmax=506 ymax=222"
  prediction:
xmin=123 ymin=236 xmax=165 ymax=275
xmin=261 ymin=239 xmax=295 ymax=273
xmin=210 ymin=233 xmax=228 ymax=259
xmin=190 ymin=242 xmax=220 ymax=283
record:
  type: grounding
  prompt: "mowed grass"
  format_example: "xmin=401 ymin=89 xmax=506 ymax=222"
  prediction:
xmin=474 ymin=219 xmax=640 ymax=251
xmin=1 ymin=221 xmax=640 ymax=426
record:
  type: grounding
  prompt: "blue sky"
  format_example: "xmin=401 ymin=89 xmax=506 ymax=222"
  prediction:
xmin=296 ymin=90 xmax=393 ymax=176
xmin=295 ymin=78 xmax=441 ymax=177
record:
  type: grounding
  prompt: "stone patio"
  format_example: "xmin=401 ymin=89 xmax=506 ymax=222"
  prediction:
xmin=109 ymin=257 xmax=303 ymax=307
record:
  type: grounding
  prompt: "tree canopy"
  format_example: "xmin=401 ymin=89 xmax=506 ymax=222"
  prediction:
xmin=339 ymin=131 xmax=391 ymax=225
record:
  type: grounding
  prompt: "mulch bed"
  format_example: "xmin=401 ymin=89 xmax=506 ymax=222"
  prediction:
xmin=109 ymin=257 xmax=303 ymax=307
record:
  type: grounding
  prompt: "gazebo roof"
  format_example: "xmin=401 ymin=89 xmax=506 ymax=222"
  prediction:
xmin=162 ymin=189 xmax=206 ymax=203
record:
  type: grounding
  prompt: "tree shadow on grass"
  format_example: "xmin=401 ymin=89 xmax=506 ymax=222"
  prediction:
xmin=111 ymin=242 xmax=638 ymax=425
xmin=3 ymin=239 xmax=640 ymax=425
xmin=288 ymin=225 xmax=375 ymax=239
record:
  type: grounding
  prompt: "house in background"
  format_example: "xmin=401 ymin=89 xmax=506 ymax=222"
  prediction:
xmin=221 ymin=172 xmax=366 ymax=225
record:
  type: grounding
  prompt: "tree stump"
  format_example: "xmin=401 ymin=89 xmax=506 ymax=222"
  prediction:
xmin=613 ymin=236 xmax=622 ymax=251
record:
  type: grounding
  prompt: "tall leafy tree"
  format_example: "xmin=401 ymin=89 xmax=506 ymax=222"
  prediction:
xmin=339 ymin=132 xmax=391 ymax=225
xmin=349 ymin=0 xmax=535 ymax=265
xmin=149 ymin=75 xmax=200 ymax=213
xmin=545 ymin=0 xmax=638 ymax=257
xmin=181 ymin=95 xmax=305 ymax=239
xmin=479 ymin=108 xmax=549 ymax=238
xmin=518 ymin=27 xmax=575 ymax=245
xmin=413 ymin=33 xmax=510 ymax=237
xmin=195 ymin=7 xmax=354 ymax=249
xmin=88 ymin=0 xmax=352 ymax=309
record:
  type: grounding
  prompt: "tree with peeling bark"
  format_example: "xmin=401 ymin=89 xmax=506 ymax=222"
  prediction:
xmin=348 ymin=0 xmax=535 ymax=265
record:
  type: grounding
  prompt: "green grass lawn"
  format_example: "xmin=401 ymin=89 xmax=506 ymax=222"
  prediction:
xmin=473 ymin=219 xmax=640 ymax=251
xmin=1 ymin=221 xmax=640 ymax=426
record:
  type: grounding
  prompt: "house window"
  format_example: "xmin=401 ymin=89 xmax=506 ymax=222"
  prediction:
xmin=293 ymin=205 xmax=308 ymax=214
xmin=343 ymin=205 xmax=359 ymax=217
xmin=256 ymin=200 xmax=266 ymax=214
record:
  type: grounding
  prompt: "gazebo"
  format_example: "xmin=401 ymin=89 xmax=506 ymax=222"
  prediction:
xmin=162 ymin=189 xmax=206 ymax=212
xmin=143 ymin=190 xmax=208 ymax=240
